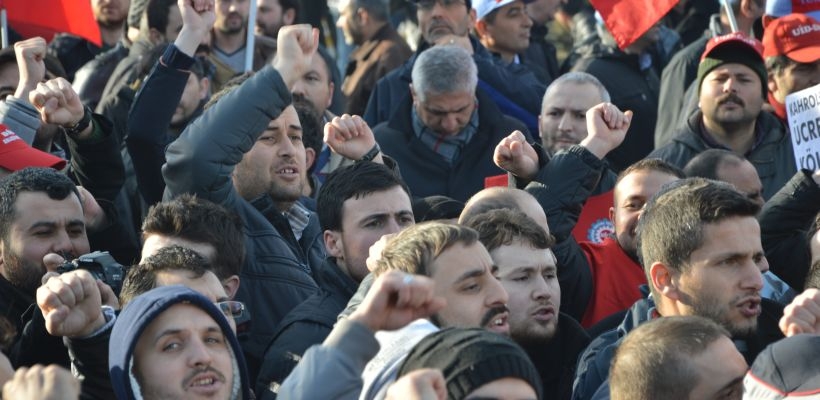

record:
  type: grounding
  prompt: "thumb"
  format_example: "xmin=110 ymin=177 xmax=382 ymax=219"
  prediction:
xmin=97 ymin=280 xmax=119 ymax=310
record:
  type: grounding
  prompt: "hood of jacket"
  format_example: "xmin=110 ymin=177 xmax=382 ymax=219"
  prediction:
xmin=109 ymin=285 xmax=251 ymax=400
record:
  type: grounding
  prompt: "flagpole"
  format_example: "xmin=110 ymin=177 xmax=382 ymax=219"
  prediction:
xmin=1 ymin=7 xmax=8 ymax=48
xmin=245 ymin=0 xmax=257 ymax=72
xmin=722 ymin=0 xmax=738 ymax=33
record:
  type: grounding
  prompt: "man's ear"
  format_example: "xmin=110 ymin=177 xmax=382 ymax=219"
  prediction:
xmin=649 ymin=261 xmax=680 ymax=301
xmin=324 ymin=230 xmax=344 ymax=259
xmin=768 ymin=70 xmax=779 ymax=96
xmin=474 ymin=19 xmax=488 ymax=37
xmin=199 ymin=77 xmax=211 ymax=100
xmin=222 ymin=275 xmax=241 ymax=299
xmin=326 ymin=81 xmax=335 ymax=109
xmin=283 ymin=8 xmax=296 ymax=26
xmin=608 ymin=206 xmax=615 ymax=224
xmin=148 ymin=27 xmax=163 ymax=45
xmin=305 ymin=147 xmax=316 ymax=170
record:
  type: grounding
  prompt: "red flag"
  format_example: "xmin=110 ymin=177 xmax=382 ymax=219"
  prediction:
xmin=589 ymin=0 xmax=678 ymax=50
xmin=1 ymin=0 xmax=101 ymax=46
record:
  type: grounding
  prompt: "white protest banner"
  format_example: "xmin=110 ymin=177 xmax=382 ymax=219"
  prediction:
xmin=787 ymin=82 xmax=820 ymax=171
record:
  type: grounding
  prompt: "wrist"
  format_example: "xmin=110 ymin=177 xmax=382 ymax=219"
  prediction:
xmin=356 ymin=143 xmax=381 ymax=163
xmin=62 ymin=106 xmax=92 ymax=138
xmin=579 ymin=138 xmax=609 ymax=160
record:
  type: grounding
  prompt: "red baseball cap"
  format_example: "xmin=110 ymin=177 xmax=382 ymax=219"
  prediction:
xmin=701 ymin=32 xmax=764 ymax=62
xmin=762 ymin=13 xmax=820 ymax=63
xmin=0 ymin=125 xmax=66 ymax=172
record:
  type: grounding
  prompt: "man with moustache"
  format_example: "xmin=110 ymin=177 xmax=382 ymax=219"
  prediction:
xmin=649 ymin=32 xmax=795 ymax=200
xmin=572 ymin=178 xmax=785 ymax=400
xmin=464 ymin=209 xmax=589 ymax=400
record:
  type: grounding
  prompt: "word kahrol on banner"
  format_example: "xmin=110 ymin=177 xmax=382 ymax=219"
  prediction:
xmin=787 ymin=83 xmax=820 ymax=171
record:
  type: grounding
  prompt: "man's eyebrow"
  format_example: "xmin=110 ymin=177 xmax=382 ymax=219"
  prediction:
xmin=454 ymin=268 xmax=486 ymax=284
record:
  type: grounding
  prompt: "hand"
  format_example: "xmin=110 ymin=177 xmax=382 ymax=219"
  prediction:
xmin=324 ymin=114 xmax=382 ymax=163
xmin=29 ymin=78 xmax=86 ymax=131
xmin=494 ymin=130 xmax=539 ymax=181
xmin=580 ymin=102 xmax=631 ymax=160
xmin=432 ymin=34 xmax=473 ymax=55
xmin=176 ymin=0 xmax=215 ymax=56
xmin=273 ymin=24 xmax=319 ymax=90
xmin=0 ymin=353 xmax=12 ymax=390
xmin=349 ymin=270 xmax=446 ymax=332
xmin=77 ymin=186 xmax=107 ymax=231
xmin=37 ymin=270 xmax=108 ymax=338
xmin=779 ymin=288 xmax=820 ymax=337
xmin=13 ymin=37 xmax=47 ymax=100
xmin=2 ymin=365 xmax=80 ymax=400
xmin=386 ymin=369 xmax=447 ymax=400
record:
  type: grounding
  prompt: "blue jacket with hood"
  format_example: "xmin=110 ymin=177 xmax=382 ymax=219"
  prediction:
xmin=109 ymin=285 xmax=252 ymax=400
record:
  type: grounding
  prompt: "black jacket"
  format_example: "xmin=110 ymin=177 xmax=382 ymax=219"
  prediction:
xmin=48 ymin=34 xmax=103 ymax=82
xmin=523 ymin=24 xmax=560 ymax=85
xmin=571 ymin=43 xmax=660 ymax=171
xmin=523 ymin=313 xmax=590 ymax=400
xmin=649 ymin=110 xmax=796 ymax=200
xmin=127 ymin=44 xmax=203 ymax=206
xmin=73 ymin=40 xmax=130 ymax=110
xmin=759 ymin=170 xmax=820 ymax=291
xmin=373 ymin=88 xmax=531 ymax=202
xmin=255 ymin=258 xmax=359 ymax=399
xmin=163 ymin=65 xmax=323 ymax=375
xmin=363 ymin=36 xmax=546 ymax=128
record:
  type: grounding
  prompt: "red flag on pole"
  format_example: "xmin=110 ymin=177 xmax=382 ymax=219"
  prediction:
xmin=589 ymin=0 xmax=679 ymax=50
xmin=1 ymin=0 xmax=100 ymax=46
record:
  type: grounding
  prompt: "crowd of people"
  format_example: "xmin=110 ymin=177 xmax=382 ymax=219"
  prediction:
xmin=0 ymin=0 xmax=819 ymax=398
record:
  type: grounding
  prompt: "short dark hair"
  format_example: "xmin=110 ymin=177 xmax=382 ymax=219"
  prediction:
xmin=637 ymin=178 xmax=761 ymax=296
xmin=683 ymin=149 xmax=745 ymax=180
xmin=295 ymin=102 xmax=323 ymax=171
xmin=317 ymin=162 xmax=411 ymax=231
xmin=141 ymin=194 xmax=245 ymax=279
xmin=279 ymin=0 xmax=299 ymax=19
xmin=350 ymin=0 xmax=389 ymax=21
xmin=462 ymin=208 xmax=554 ymax=252
xmin=616 ymin=158 xmax=685 ymax=185
xmin=143 ymin=0 xmax=178 ymax=36
xmin=204 ymin=71 xmax=254 ymax=110
xmin=372 ymin=222 xmax=477 ymax=277
xmin=0 ymin=167 xmax=79 ymax=240
xmin=765 ymin=54 xmax=793 ymax=75
xmin=610 ymin=316 xmax=731 ymax=400
xmin=119 ymin=245 xmax=213 ymax=306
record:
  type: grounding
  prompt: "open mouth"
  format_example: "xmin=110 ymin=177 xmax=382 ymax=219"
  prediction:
xmin=737 ymin=297 xmax=761 ymax=318
xmin=532 ymin=306 xmax=555 ymax=322
xmin=186 ymin=372 xmax=224 ymax=395
xmin=486 ymin=312 xmax=510 ymax=334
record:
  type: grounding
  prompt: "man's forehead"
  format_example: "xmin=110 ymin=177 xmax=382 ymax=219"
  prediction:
xmin=268 ymin=106 xmax=302 ymax=130
xmin=308 ymin=54 xmax=331 ymax=81
xmin=543 ymin=81 xmax=602 ymax=108
xmin=12 ymin=191 xmax=83 ymax=222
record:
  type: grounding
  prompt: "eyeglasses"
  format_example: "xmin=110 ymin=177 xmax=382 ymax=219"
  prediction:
xmin=217 ymin=301 xmax=246 ymax=319
xmin=416 ymin=0 xmax=466 ymax=11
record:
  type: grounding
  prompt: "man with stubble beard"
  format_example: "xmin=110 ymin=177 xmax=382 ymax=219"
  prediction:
xmin=463 ymin=208 xmax=589 ymax=400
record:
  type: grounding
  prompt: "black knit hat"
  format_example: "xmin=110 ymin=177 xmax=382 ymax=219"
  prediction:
xmin=696 ymin=32 xmax=767 ymax=98
xmin=397 ymin=328 xmax=543 ymax=400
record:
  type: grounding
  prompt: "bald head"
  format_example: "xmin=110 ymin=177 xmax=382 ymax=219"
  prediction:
xmin=460 ymin=187 xmax=548 ymax=234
